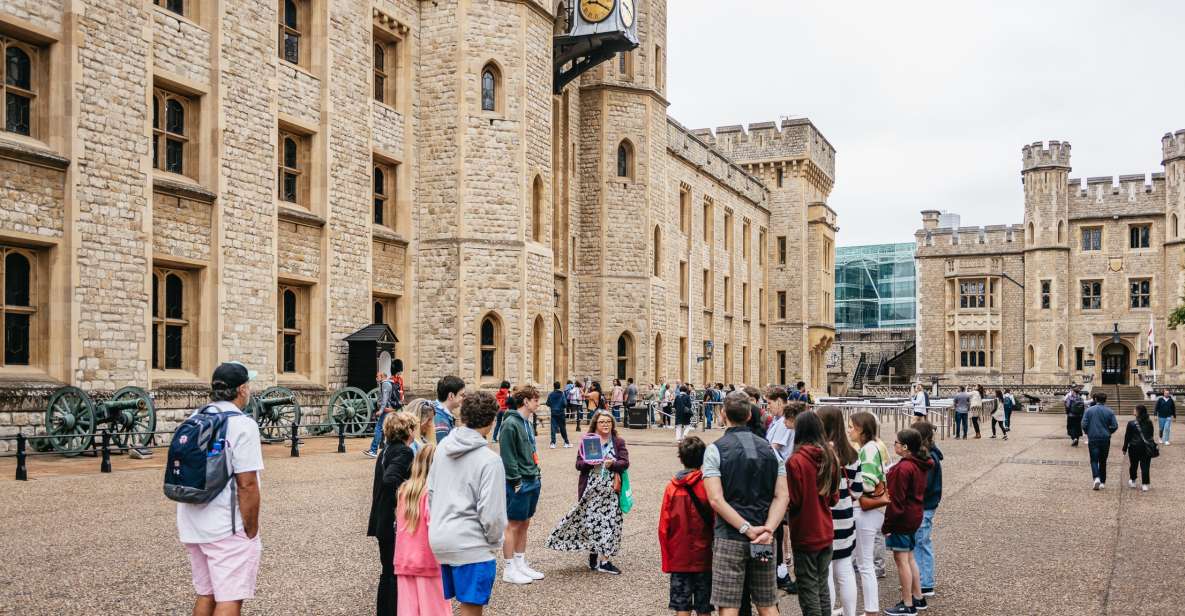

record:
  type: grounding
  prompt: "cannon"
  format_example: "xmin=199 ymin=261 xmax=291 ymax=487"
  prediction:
xmin=247 ymin=385 xmax=301 ymax=442
xmin=44 ymin=385 xmax=157 ymax=456
xmin=327 ymin=386 xmax=374 ymax=437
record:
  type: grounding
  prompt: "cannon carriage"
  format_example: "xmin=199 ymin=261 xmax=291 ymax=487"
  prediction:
xmin=44 ymin=386 xmax=156 ymax=456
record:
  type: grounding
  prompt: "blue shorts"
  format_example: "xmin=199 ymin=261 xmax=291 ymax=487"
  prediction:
xmin=885 ymin=532 xmax=917 ymax=552
xmin=506 ymin=478 xmax=541 ymax=521
xmin=441 ymin=560 xmax=496 ymax=606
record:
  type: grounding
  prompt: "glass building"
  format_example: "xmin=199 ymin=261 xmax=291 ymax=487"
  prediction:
xmin=835 ymin=243 xmax=916 ymax=330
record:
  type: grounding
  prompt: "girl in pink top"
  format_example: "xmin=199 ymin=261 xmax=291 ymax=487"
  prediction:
xmin=395 ymin=443 xmax=451 ymax=616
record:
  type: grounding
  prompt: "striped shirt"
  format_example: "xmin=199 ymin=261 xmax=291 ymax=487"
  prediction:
xmin=831 ymin=459 xmax=861 ymax=559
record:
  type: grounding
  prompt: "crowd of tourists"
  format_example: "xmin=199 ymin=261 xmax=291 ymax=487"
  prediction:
xmin=1064 ymin=385 xmax=1171 ymax=492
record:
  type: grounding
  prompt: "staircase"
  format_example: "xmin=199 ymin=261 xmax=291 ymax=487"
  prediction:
xmin=1098 ymin=384 xmax=1147 ymax=415
xmin=851 ymin=353 xmax=868 ymax=390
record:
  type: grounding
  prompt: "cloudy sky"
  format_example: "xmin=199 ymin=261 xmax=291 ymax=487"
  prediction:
xmin=666 ymin=0 xmax=1185 ymax=246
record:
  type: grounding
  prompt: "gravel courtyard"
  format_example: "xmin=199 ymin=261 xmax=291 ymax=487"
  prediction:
xmin=0 ymin=413 xmax=1179 ymax=615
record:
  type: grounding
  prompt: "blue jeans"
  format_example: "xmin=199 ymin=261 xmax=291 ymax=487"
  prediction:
xmin=368 ymin=410 xmax=387 ymax=453
xmin=1159 ymin=417 xmax=1172 ymax=442
xmin=705 ymin=407 xmax=714 ymax=429
xmin=954 ymin=412 xmax=969 ymax=438
xmin=550 ymin=412 xmax=569 ymax=445
xmin=492 ymin=411 xmax=505 ymax=441
xmin=1088 ymin=439 xmax=1111 ymax=483
xmin=1004 ymin=406 xmax=1013 ymax=429
xmin=913 ymin=508 xmax=936 ymax=589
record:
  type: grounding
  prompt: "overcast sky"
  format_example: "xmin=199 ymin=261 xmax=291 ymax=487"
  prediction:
xmin=666 ymin=0 xmax=1185 ymax=246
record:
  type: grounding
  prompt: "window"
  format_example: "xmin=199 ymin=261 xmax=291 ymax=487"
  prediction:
xmin=777 ymin=236 xmax=787 ymax=265
xmin=777 ymin=350 xmax=787 ymax=385
xmin=959 ymin=279 xmax=986 ymax=309
xmin=703 ymin=200 xmax=713 ymax=243
xmin=373 ymin=296 xmax=396 ymax=328
xmin=1057 ymin=345 xmax=1065 ymax=369
xmin=1081 ymin=227 xmax=1102 ymax=251
xmin=278 ymin=130 xmax=308 ymax=206
xmin=702 ymin=269 xmax=711 ymax=307
xmin=1129 ymin=224 xmax=1151 ymax=249
xmin=373 ymin=36 xmax=398 ymax=105
xmin=776 ymin=167 xmax=784 ymax=188
xmin=1040 ymin=280 xmax=1051 ymax=309
xmin=723 ymin=276 xmax=732 ymax=312
xmin=532 ymin=175 xmax=544 ymax=242
xmin=723 ymin=211 xmax=733 ymax=251
xmin=679 ymin=337 xmax=687 ymax=381
xmin=152 ymin=268 xmax=191 ymax=371
xmin=618 ymin=50 xmax=632 ymax=79
xmin=742 ymin=282 xmax=749 ymax=317
xmin=154 ymin=0 xmax=184 ymax=15
xmin=616 ymin=140 xmax=633 ymax=179
xmin=2 ymin=37 xmax=37 ymax=137
xmin=759 ymin=289 xmax=766 ymax=322
xmin=481 ymin=63 xmax=500 ymax=112
xmin=533 ymin=316 xmax=545 ymax=384
xmin=1173 ymin=214 xmax=1179 ymax=239
xmin=679 ymin=261 xmax=688 ymax=303
xmin=742 ymin=222 xmax=750 ymax=263
xmin=152 ymin=88 xmax=194 ymax=177
xmin=278 ymin=0 xmax=305 ymax=66
xmin=822 ymin=238 xmax=833 ymax=272
xmin=1027 ymin=222 xmax=1034 ymax=245
xmin=1172 ymin=343 xmax=1179 ymax=368
xmin=758 ymin=230 xmax=766 ymax=266
xmin=777 ymin=291 xmax=787 ymax=320
xmin=1026 ymin=345 xmax=1035 ymax=369
xmin=654 ymin=334 xmax=663 ymax=383
xmin=679 ymin=187 xmax=690 ymax=235
xmin=654 ymin=45 xmax=664 ymax=91
xmin=479 ymin=313 xmax=502 ymax=380
xmin=1130 ymin=278 xmax=1151 ymax=309
xmin=373 ymin=161 xmax=396 ymax=227
xmin=959 ymin=332 xmax=986 ymax=368
xmin=277 ymin=285 xmax=305 ymax=374
xmin=1057 ymin=221 xmax=1064 ymax=243
xmin=1081 ymin=280 xmax=1102 ymax=310
xmin=616 ymin=332 xmax=634 ymax=380
xmin=1 ymin=248 xmax=35 ymax=366
xmin=1075 ymin=347 xmax=1084 ymax=371
xmin=652 ymin=226 xmax=661 ymax=276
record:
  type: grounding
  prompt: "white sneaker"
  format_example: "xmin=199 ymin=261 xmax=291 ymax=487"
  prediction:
xmin=1099 ymin=482 xmax=1105 ymax=490
xmin=549 ymin=443 xmax=556 ymax=449
xmin=502 ymin=561 xmax=533 ymax=585
xmin=563 ymin=443 xmax=573 ymax=448
xmin=1092 ymin=479 xmax=1101 ymax=490
xmin=1128 ymin=480 xmax=1136 ymax=488
xmin=516 ymin=556 xmax=545 ymax=580
xmin=1141 ymin=484 xmax=1150 ymax=492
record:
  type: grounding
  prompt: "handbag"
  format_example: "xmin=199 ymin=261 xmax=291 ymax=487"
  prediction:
xmin=1138 ymin=423 xmax=1160 ymax=459
xmin=859 ymin=481 xmax=891 ymax=511
xmin=618 ymin=469 xmax=634 ymax=513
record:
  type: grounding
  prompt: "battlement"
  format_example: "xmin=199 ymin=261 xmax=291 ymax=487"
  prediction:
xmin=667 ymin=118 xmax=769 ymax=208
xmin=1066 ymin=172 xmax=1166 ymax=217
xmin=688 ymin=118 xmax=836 ymax=181
xmin=1164 ymin=130 xmax=1185 ymax=164
xmin=915 ymin=217 xmax=1024 ymax=256
xmin=1022 ymin=140 xmax=1071 ymax=172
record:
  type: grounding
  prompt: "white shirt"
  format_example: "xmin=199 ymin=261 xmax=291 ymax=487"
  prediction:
xmin=913 ymin=391 xmax=928 ymax=414
xmin=765 ymin=420 xmax=794 ymax=463
xmin=176 ymin=401 xmax=264 ymax=544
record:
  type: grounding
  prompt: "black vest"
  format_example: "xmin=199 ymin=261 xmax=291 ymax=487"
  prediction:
xmin=714 ymin=427 xmax=779 ymax=540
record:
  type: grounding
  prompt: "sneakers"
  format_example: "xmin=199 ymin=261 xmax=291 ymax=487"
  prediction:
xmin=363 ymin=450 xmax=377 ymax=458
xmin=913 ymin=596 xmax=928 ymax=610
xmin=516 ymin=556 xmax=545 ymax=580
xmin=921 ymin=587 xmax=935 ymax=597
xmin=1092 ymin=478 xmax=1101 ymax=490
xmin=1099 ymin=482 xmax=1106 ymax=490
xmin=502 ymin=560 xmax=533 ymax=585
xmin=1128 ymin=479 xmax=1137 ymax=488
xmin=563 ymin=443 xmax=573 ymax=448
xmin=595 ymin=561 xmax=621 ymax=575
xmin=1141 ymin=484 xmax=1150 ymax=492
xmin=549 ymin=443 xmax=557 ymax=449
xmin=1072 ymin=438 xmax=1079 ymax=447
xmin=990 ymin=435 xmax=997 ymax=439
xmin=884 ymin=601 xmax=917 ymax=615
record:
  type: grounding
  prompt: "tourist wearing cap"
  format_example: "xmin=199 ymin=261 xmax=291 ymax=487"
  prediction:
xmin=177 ymin=362 xmax=264 ymax=616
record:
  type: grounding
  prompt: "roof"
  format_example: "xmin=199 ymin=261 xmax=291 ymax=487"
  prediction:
xmin=344 ymin=324 xmax=399 ymax=343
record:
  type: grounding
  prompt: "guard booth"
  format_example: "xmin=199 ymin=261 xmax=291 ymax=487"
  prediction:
xmin=344 ymin=324 xmax=399 ymax=392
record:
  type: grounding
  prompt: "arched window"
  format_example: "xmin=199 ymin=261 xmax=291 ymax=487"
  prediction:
xmin=152 ymin=88 xmax=192 ymax=176
xmin=373 ymin=300 xmax=384 ymax=325
xmin=479 ymin=313 xmax=502 ymax=380
xmin=1057 ymin=344 xmax=1065 ymax=369
xmin=617 ymin=140 xmax=634 ymax=179
xmin=2 ymin=250 xmax=33 ymax=366
xmin=481 ymin=63 xmax=499 ymax=112
xmin=654 ymin=333 xmax=663 ymax=382
xmin=278 ymin=286 xmax=303 ymax=374
xmin=373 ymin=167 xmax=386 ymax=225
xmin=278 ymin=131 xmax=304 ymax=204
xmin=1172 ymin=343 xmax=1179 ymax=368
xmin=553 ymin=315 xmax=566 ymax=383
xmin=616 ymin=332 xmax=634 ymax=380
xmin=1027 ymin=222 xmax=1035 ymax=245
xmin=531 ymin=175 xmax=544 ymax=242
xmin=652 ymin=226 xmax=662 ymax=276
xmin=1026 ymin=345 xmax=1035 ymax=370
xmin=1057 ymin=221 xmax=1064 ymax=243
xmin=2 ymin=42 xmax=35 ymax=136
xmin=1173 ymin=214 xmax=1179 ymax=239
xmin=152 ymin=267 xmax=190 ymax=370
xmin=533 ymin=316 xmax=545 ymax=383
xmin=279 ymin=0 xmax=303 ymax=65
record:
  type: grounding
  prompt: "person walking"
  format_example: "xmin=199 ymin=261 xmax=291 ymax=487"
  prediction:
xmin=395 ymin=444 xmax=451 ymax=616
xmin=881 ymin=429 xmax=933 ymax=616
xmin=433 ymin=375 xmax=466 ymax=443
xmin=546 ymin=381 xmax=572 ymax=449
xmin=819 ymin=406 xmax=860 ymax=616
xmin=674 ymin=384 xmax=694 ymax=442
xmin=567 ymin=381 xmax=584 ymax=426
xmin=784 ymin=412 xmax=840 ymax=616
xmin=1082 ymin=391 xmax=1119 ymax=490
xmin=175 ymin=362 xmax=263 ymax=616
xmin=366 ymin=411 xmax=416 ymax=615
xmin=1122 ymin=404 xmax=1158 ymax=492
xmin=969 ymin=384 xmax=985 ymax=439
xmin=428 ymin=391 xmax=507 ymax=616
xmin=1155 ymin=389 xmax=1176 ymax=445
xmin=848 ymin=411 xmax=887 ymax=616
xmin=1065 ymin=386 xmax=1085 ymax=446
xmin=911 ymin=384 xmax=929 ymax=418
xmin=1003 ymin=389 xmax=1017 ymax=431
xmin=951 ymin=386 xmax=971 ymax=440
xmin=910 ymin=421 xmax=942 ymax=599
xmin=546 ymin=409 xmax=631 ymax=574
xmin=366 ymin=371 xmax=396 ymax=458
xmin=492 ymin=381 xmax=511 ymax=442
xmin=499 ymin=386 xmax=546 ymax=585
xmin=702 ymin=392 xmax=789 ymax=616
xmin=659 ymin=436 xmax=715 ymax=616
xmin=991 ymin=390 xmax=1010 ymax=440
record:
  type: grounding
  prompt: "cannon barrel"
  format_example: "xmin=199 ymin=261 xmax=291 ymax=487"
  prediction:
xmin=98 ymin=398 xmax=146 ymax=414
xmin=258 ymin=395 xmax=296 ymax=409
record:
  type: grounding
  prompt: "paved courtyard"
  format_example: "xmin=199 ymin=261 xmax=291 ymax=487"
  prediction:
xmin=0 ymin=413 xmax=1179 ymax=615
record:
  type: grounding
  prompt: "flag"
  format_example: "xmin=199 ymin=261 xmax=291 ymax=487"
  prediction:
xmin=1147 ymin=313 xmax=1156 ymax=370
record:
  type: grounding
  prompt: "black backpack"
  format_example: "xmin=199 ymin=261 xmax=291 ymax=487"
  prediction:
xmin=164 ymin=405 xmax=240 ymax=508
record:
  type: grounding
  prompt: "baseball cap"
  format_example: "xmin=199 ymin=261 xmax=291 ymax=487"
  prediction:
xmin=211 ymin=361 xmax=257 ymax=389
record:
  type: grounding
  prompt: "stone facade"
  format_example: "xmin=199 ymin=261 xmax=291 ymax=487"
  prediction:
xmin=916 ymin=131 xmax=1185 ymax=387
xmin=0 ymin=0 xmax=836 ymax=445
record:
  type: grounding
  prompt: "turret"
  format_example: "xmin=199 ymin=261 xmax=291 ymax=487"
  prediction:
xmin=1021 ymin=141 xmax=1071 ymax=249
xmin=1165 ymin=131 xmax=1185 ymax=240
xmin=921 ymin=210 xmax=941 ymax=231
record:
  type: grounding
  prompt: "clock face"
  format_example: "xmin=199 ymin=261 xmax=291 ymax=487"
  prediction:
xmin=580 ymin=0 xmax=615 ymax=24
xmin=620 ymin=0 xmax=635 ymax=28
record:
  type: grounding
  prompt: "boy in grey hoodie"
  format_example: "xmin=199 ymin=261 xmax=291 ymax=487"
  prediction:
xmin=429 ymin=390 xmax=508 ymax=614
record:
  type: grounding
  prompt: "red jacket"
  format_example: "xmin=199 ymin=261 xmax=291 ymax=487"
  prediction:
xmin=495 ymin=388 xmax=510 ymax=411
xmin=883 ymin=454 xmax=933 ymax=535
xmin=785 ymin=444 xmax=839 ymax=552
xmin=658 ymin=469 xmax=713 ymax=573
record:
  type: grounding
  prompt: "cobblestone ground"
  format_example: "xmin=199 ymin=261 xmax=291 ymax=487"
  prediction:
xmin=0 ymin=414 xmax=1180 ymax=615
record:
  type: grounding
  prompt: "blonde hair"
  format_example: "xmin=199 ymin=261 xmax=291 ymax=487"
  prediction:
xmin=404 ymin=398 xmax=437 ymax=445
xmin=382 ymin=411 xmax=417 ymax=445
xmin=398 ymin=443 xmax=435 ymax=534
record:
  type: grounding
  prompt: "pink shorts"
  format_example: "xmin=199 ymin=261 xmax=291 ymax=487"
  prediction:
xmin=185 ymin=532 xmax=262 ymax=602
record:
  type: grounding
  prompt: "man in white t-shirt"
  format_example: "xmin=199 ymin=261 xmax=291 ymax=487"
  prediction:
xmin=763 ymin=387 xmax=793 ymax=463
xmin=177 ymin=362 xmax=264 ymax=616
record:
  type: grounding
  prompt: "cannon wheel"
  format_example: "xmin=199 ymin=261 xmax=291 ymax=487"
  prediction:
xmin=44 ymin=386 xmax=97 ymax=456
xmin=328 ymin=387 xmax=374 ymax=437
xmin=367 ymin=387 xmax=380 ymax=410
xmin=106 ymin=386 xmax=156 ymax=449
xmin=251 ymin=386 xmax=301 ymax=442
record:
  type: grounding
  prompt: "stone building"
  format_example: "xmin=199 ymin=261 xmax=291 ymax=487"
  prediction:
xmin=0 ymin=0 xmax=836 ymax=421
xmin=915 ymin=131 xmax=1185 ymax=388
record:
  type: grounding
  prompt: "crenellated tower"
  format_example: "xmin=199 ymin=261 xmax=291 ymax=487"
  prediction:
xmin=1163 ymin=130 xmax=1185 ymax=376
xmin=1022 ymin=141 xmax=1072 ymax=382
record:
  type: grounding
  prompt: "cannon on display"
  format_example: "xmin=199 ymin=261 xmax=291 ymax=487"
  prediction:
xmin=44 ymin=386 xmax=156 ymax=456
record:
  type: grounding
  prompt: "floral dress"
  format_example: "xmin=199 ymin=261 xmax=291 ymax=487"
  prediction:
xmin=545 ymin=466 xmax=624 ymax=556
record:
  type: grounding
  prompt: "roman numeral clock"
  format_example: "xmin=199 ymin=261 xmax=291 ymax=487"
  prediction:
xmin=553 ymin=0 xmax=640 ymax=93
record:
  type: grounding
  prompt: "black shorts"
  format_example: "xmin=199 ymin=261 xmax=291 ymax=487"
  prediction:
xmin=669 ymin=572 xmax=713 ymax=614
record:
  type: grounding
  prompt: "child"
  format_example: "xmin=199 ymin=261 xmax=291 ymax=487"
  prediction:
xmin=395 ymin=444 xmax=451 ymax=616
xmin=658 ymin=436 xmax=714 ymax=616
xmin=911 ymin=421 xmax=942 ymax=599
xmin=784 ymin=412 xmax=840 ymax=616
xmin=882 ymin=429 xmax=933 ymax=616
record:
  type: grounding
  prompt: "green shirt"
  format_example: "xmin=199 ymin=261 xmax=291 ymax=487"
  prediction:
xmin=499 ymin=411 xmax=540 ymax=483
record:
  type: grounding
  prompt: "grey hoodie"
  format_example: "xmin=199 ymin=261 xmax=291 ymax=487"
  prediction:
xmin=428 ymin=426 xmax=507 ymax=566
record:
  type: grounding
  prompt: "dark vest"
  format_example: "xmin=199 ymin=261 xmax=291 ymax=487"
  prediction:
xmin=714 ymin=427 xmax=779 ymax=541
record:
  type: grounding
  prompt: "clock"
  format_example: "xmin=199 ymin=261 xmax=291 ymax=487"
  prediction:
xmin=620 ymin=0 xmax=635 ymax=28
xmin=579 ymin=0 xmax=615 ymax=24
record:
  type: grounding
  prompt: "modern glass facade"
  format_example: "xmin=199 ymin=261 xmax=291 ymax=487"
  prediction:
xmin=835 ymin=243 xmax=916 ymax=330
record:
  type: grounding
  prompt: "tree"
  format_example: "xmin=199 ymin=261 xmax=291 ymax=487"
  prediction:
xmin=1169 ymin=298 xmax=1185 ymax=329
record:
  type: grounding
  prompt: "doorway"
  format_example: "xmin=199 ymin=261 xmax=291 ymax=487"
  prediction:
xmin=1101 ymin=343 xmax=1129 ymax=385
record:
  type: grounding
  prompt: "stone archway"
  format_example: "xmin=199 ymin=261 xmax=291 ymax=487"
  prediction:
xmin=1099 ymin=342 xmax=1130 ymax=385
